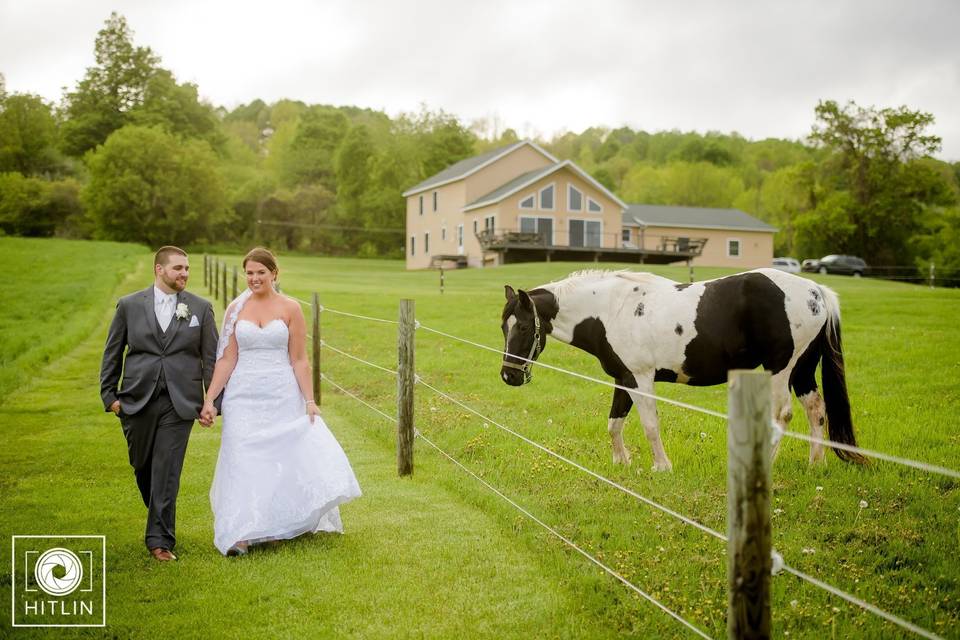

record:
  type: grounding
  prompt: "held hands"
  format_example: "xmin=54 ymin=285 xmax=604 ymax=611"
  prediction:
xmin=306 ymin=400 xmax=319 ymax=424
xmin=110 ymin=400 xmax=121 ymax=415
xmin=199 ymin=400 xmax=218 ymax=427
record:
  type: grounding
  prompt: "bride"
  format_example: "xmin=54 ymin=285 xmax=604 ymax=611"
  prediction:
xmin=201 ymin=247 xmax=361 ymax=556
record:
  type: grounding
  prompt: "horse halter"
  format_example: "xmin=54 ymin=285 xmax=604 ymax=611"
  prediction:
xmin=501 ymin=299 xmax=542 ymax=384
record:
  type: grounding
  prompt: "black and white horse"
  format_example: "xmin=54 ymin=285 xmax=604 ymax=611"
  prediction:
xmin=500 ymin=269 xmax=865 ymax=470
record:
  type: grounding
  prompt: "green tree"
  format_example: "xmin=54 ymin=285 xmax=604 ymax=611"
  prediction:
xmin=82 ymin=125 xmax=229 ymax=246
xmin=0 ymin=173 xmax=81 ymax=236
xmin=0 ymin=94 xmax=59 ymax=175
xmin=335 ymin=124 xmax=374 ymax=217
xmin=805 ymin=99 xmax=948 ymax=264
xmin=60 ymin=13 xmax=159 ymax=156
xmin=279 ymin=106 xmax=349 ymax=188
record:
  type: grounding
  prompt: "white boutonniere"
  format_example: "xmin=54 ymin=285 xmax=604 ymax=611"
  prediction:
xmin=175 ymin=302 xmax=189 ymax=320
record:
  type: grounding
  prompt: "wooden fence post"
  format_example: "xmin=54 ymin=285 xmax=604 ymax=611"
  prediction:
xmin=204 ymin=255 xmax=209 ymax=289
xmin=232 ymin=266 xmax=238 ymax=300
xmin=312 ymin=293 xmax=321 ymax=407
xmin=213 ymin=260 xmax=219 ymax=299
xmin=397 ymin=299 xmax=415 ymax=476
xmin=221 ymin=263 xmax=227 ymax=309
xmin=727 ymin=370 xmax=772 ymax=640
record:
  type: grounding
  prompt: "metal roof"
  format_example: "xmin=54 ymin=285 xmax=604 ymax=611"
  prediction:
xmin=401 ymin=140 xmax=557 ymax=197
xmin=622 ymin=205 xmax=777 ymax=232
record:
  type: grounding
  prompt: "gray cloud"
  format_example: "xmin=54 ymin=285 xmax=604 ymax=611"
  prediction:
xmin=2 ymin=0 xmax=958 ymax=158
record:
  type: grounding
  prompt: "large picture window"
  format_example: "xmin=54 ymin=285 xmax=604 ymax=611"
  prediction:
xmin=569 ymin=219 xmax=602 ymax=247
xmin=519 ymin=216 xmax=554 ymax=245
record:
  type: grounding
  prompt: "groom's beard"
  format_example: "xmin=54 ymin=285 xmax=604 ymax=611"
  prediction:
xmin=160 ymin=273 xmax=187 ymax=292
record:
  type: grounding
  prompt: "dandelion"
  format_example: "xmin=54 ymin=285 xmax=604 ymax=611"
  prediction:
xmin=790 ymin=599 xmax=799 ymax=608
xmin=816 ymin=485 xmax=823 ymax=492
xmin=547 ymin=418 xmax=553 ymax=425
xmin=855 ymin=499 xmax=869 ymax=524
xmin=699 ymin=432 xmax=707 ymax=439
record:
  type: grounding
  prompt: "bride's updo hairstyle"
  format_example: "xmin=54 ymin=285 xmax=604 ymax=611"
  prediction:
xmin=243 ymin=247 xmax=279 ymax=275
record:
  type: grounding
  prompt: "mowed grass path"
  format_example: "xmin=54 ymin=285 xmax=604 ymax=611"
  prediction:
xmin=2 ymin=238 xmax=959 ymax=638
xmin=0 ymin=239 xmax=625 ymax=639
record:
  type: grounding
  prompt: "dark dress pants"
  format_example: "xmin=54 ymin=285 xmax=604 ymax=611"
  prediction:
xmin=120 ymin=385 xmax=193 ymax=551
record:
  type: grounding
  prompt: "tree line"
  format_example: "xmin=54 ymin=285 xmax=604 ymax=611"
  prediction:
xmin=2 ymin=13 xmax=958 ymax=281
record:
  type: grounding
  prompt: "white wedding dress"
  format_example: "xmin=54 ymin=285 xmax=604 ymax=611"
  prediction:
xmin=210 ymin=318 xmax=361 ymax=555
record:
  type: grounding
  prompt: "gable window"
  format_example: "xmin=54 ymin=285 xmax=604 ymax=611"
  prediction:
xmin=410 ymin=236 xmax=415 ymax=256
xmin=587 ymin=197 xmax=602 ymax=213
xmin=519 ymin=194 xmax=535 ymax=209
xmin=568 ymin=185 xmax=583 ymax=211
xmin=433 ymin=191 xmax=438 ymax=212
xmin=727 ymin=238 xmax=741 ymax=258
xmin=425 ymin=232 xmax=430 ymax=254
xmin=418 ymin=195 xmax=423 ymax=216
xmin=539 ymin=184 xmax=555 ymax=210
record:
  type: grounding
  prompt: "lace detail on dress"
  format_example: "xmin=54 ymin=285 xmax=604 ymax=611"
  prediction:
xmin=216 ymin=289 xmax=253 ymax=361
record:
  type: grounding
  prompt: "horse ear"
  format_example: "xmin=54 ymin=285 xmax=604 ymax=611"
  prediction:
xmin=504 ymin=285 xmax=516 ymax=301
xmin=518 ymin=289 xmax=534 ymax=311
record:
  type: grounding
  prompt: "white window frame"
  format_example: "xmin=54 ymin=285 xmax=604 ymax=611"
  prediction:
xmin=457 ymin=224 xmax=464 ymax=249
xmin=587 ymin=197 xmax=603 ymax=213
xmin=425 ymin=231 xmax=430 ymax=254
xmin=567 ymin=184 xmax=583 ymax=212
xmin=433 ymin=191 xmax=438 ymax=212
xmin=518 ymin=215 xmax=556 ymax=245
xmin=567 ymin=218 xmax=604 ymax=248
xmin=726 ymin=237 xmax=741 ymax=258
xmin=410 ymin=235 xmax=416 ymax=256
xmin=538 ymin=183 xmax=556 ymax=211
xmin=519 ymin=193 xmax=536 ymax=209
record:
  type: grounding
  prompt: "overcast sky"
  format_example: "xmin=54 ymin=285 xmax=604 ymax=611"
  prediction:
xmin=3 ymin=0 xmax=959 ymax=159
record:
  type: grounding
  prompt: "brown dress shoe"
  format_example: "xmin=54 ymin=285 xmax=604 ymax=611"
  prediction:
xmin=150 ymin=547 xmax=177 ymax=562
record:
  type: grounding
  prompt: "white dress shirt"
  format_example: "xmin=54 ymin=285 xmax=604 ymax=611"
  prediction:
xmin=154 ymin=287 xmax=178 ymax=332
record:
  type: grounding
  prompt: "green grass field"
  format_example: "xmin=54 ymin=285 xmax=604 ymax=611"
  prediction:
xmin=1 ymin=238 xmax=958 ymax=638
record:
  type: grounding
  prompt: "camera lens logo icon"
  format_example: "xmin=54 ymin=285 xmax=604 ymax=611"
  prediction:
xmin=34 ymin=548 xmax=84 ymax=596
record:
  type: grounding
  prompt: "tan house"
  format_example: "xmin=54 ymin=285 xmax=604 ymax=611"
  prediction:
xmin=402 ymin=140 xmax=776 ymax=270
xmin=623 ymin=205 xmax=776 ymax=269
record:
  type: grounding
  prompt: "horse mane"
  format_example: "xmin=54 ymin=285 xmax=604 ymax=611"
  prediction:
xmin=541 ymin=269 xmax=669 ymax=302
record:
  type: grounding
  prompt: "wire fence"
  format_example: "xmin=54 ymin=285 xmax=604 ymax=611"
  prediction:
xmin=312 ymin=301 xmax=952 ymax=640
xmin=200 ymin=259 xmax=953 ymax=639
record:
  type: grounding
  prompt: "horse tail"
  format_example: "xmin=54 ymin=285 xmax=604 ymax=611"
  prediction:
xmin=818 ymin=286 xmax=867 ymax=464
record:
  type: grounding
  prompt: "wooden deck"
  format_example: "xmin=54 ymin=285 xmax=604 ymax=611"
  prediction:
xmin=476 ymin=231 xmax=707 ymax=265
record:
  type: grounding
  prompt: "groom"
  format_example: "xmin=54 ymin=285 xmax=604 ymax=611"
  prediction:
xmin=100 ymin=246 xmax=219 ymax=561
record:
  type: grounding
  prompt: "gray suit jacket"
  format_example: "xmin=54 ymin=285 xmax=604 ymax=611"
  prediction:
xmin=100 ymin=287 xmax=219 ymax=421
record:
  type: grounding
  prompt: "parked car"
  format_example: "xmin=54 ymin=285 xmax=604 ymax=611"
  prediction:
xmin=802 ymin=254 xmax=868 ymax=277
xmin=772 ymin=257 xmax=801 ymax=273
